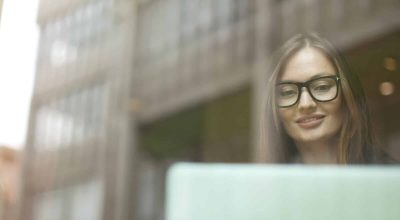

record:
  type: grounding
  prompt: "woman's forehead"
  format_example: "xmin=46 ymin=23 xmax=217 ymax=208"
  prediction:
xmin=279 ymin=47 xmax=336 ymax=82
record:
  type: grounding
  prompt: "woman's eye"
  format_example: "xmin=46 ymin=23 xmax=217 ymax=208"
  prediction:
xmin=279 ymin=90 xmax=296 ymax=97
xmin=313 ymin=84 xmax=332 ymax=92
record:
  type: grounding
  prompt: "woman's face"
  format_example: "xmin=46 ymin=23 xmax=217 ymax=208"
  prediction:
xmin=277 ymin=47 xmax=344 ymax=145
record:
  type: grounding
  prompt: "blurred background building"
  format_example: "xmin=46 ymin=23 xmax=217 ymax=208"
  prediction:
xmin=18 ymin=0 xmax=400 ymax=220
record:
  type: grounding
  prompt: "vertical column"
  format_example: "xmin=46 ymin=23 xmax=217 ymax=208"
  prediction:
xmin=109 ymin=0 xmax=138 ymax=220
xmin=251 ymin=0 xmax=274 ymax=163
xmin=17 ymin=101 xmax=39 ymax=220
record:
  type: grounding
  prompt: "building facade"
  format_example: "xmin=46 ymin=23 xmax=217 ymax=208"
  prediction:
xmin=20 ymin=0 xmax=137 ymax=219
xmin=19 ymin=0 xmax=400 ymax=220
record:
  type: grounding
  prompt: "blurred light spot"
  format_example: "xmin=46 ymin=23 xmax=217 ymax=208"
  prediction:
xmin=383 ymin=57 xmax=397 ymax=71
xmin=379 ymin=82 xmax=395 ymax=96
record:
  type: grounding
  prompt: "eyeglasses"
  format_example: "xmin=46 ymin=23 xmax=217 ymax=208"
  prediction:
xmin=276 ymin=75 xmax=340 ymax=108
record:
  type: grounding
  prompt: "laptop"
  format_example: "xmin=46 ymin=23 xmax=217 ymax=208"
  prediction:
xmin=166 ymin=163 xmax=400 ymax=220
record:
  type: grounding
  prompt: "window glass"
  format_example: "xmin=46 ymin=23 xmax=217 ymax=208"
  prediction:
xmin=33 ymin=189 xmax=64 ymax=220
xmin=34 ymin=83 xmax=109 ymax=151
xmin=33 ymin=179 xmax=104 ymax=220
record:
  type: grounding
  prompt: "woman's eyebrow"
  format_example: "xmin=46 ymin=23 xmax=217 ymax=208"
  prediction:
xmin=309 ymin=73 xmax=334 ymax=80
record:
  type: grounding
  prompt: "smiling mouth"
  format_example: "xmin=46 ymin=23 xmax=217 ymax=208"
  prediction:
xmin=296 ymin=115 xmax=325 ymax=129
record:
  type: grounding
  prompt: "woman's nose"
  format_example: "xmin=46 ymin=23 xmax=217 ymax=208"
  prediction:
xmin=298 ymin=88 xmax=317 ymax=111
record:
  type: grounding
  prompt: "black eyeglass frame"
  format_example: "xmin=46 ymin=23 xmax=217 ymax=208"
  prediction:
xmin=276 ymin=75 xmax=341 ymax=108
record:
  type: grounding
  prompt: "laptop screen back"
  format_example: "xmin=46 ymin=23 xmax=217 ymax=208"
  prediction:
xmin=166 ymin=163 xmax=400 ymax=220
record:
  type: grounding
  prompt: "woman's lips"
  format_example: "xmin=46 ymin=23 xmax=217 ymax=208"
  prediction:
xmin=296 ymin=115 xmax=325 ymax=129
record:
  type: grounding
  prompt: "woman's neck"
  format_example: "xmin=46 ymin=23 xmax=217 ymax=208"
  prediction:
xmin=295 ymin=139 xmax=338 ymax=164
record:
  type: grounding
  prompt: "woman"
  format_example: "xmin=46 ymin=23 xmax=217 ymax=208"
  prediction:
xmin=261 ymin=33 xmax=382 ymax=164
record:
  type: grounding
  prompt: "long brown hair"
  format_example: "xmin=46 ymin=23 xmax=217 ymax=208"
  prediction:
xmin=261 ymin=33 xmax=378 ymax=164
